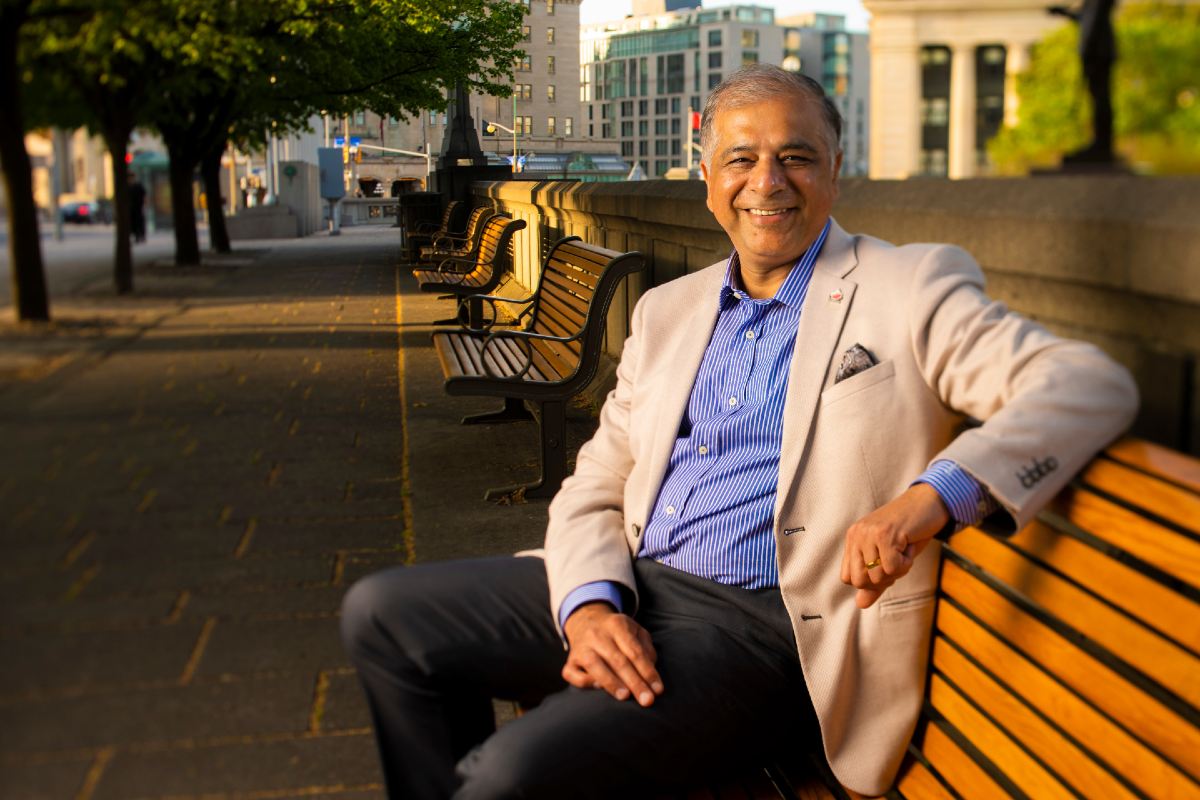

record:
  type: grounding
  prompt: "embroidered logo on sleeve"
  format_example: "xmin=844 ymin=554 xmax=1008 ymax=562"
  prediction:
xmin=1016 ymin=456 xmax=1059 ymax=489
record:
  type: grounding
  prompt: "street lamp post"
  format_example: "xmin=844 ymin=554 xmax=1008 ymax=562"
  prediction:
xmin=484 ymin=119 xmax=519 ymax=174
xmin=355 ymin=143 xmax=433 ymax=188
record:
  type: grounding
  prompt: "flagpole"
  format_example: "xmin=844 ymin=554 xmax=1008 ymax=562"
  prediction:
xmin=686 ymin=105 xmax=693 ymax=174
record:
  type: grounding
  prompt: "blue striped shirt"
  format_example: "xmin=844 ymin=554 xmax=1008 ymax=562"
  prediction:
xmin=560 ymin=220 xmax=996 ymax=624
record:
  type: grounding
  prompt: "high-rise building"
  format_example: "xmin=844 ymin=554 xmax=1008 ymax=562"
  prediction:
xmin=581 ymin=5 xmax=869 ymax=178
xmin=862 ymin=0 xmax=1060 ymax=179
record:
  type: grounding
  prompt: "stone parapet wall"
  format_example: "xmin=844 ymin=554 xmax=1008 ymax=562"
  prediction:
xmin=475 ymin=177 xmax=1200 ymax=453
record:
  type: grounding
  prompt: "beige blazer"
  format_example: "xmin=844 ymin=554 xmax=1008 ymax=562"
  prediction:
xmin=541 ymin=220 xmax=1137 ymax=795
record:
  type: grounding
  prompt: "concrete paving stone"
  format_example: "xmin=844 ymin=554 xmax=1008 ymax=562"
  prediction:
xmin=0 ymin=621 xmax=206 ymax=695
xmin=0 ymin=590 xmax=179 ymax=636
xmin=80 ymin=552 xmax=336 ymax=597
xmin=192 ymin=617 xmax=349 ymax=677
xmin=183 ymin=585 xmax=348 ymax=619
xmin=80 ymin=526 xmax=245 ymax=562
xmin=317 ymin=672 xmax=372 ymax=733
xmin=245 ymin=516 xmax=407 ymax=556
xmin=338 ymin=553 xmax=406 ymax=588
xmin=0 ymin=567 xmax=82 ymax=605
xmin=0 ymin=754 xmax=93 ymax=799
xmin=0 ymin=672 xmax=315 ymax=754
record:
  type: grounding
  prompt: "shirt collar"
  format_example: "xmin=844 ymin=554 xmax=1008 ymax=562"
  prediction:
xmin=720 ymin=218 xmax=832 ymax=310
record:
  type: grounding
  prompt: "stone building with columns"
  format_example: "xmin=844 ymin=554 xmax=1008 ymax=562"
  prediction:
xmin=863 ymin=0 xmax=1065 ymax=179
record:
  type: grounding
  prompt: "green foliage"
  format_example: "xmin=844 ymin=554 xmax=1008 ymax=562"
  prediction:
xmin=989 ymin=2 xmax=1200 ymax=174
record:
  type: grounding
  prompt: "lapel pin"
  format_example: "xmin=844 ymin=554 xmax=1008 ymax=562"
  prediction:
xmin=829 ymin=289 xmax=843 ymax=302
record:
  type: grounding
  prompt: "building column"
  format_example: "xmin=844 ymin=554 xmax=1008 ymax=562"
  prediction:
xmin=948 ymin=43 xmax=976 ymax=179
xmin=868 ymin=44 xmax=922 ymax=179
xmin=1004 ymin=41 xmax=1031 ymax=128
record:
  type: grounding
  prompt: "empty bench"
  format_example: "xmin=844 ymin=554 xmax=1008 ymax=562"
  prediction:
xmin=679 ymin=436 xmax=1199 ymax=799
xmin=432 ymin=236 xmax=644 ymax=500
xmin=418 ymin=204 xmax=494 ymax=265
xmin=412 ymin=214 xmax=526 ymax=328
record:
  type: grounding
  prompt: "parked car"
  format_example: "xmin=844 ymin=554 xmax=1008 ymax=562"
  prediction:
xmin=60 ymin=200 xmax=102 ymax=224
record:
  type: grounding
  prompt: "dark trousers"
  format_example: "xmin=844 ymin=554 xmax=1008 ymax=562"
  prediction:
xmin=340 ymin=556 xmax=818 ymax=799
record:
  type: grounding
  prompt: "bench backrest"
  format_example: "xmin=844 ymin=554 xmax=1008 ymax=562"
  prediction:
xmin=894 ymin=437 xmax=1200 ymax=799
xmin=467 ymin=214 xmax=525 ymax=275
xmin=441 ymin=206 xmax=496 ymax=256
xmin=524 ymin=236 xmax=644 ymax=390
xmin=435 ymin=200 xmax=461 ymax=235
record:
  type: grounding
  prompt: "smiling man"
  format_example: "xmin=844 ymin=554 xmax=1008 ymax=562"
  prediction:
xmin=341 ymin=65 xmax=1137 ymax=799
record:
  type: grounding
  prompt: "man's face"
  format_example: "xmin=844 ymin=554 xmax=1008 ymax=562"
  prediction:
xmin=701 ymin=95 xmax=841 ymax=275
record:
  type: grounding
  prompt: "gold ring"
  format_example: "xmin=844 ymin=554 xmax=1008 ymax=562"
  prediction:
xmin=864 ymin=558 xmax=882 ymax=570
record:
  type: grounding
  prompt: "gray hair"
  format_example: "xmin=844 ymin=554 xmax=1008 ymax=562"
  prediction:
xmin=700 ymin=64 xmax=843 ymax=167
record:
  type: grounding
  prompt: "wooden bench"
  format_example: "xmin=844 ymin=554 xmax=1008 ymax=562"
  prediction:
xmin=431 ymin=236 xmax=644 ymax=501
xmin=412 ymin=214 xmax=526 ymax=328
xmin=678 ymin=436 xmax=1200 ymax=799
xmin=404 ymin=199 xmax=461 ymax=261
xmin=418 ymin=205 xmax=495 ymax=265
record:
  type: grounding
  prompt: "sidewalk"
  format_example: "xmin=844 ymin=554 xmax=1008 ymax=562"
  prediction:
xmin=0 ymin=225 xmax=596 ymax=799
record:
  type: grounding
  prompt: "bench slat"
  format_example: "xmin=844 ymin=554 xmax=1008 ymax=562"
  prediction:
xmin=1079 ymin=457 xmax=1200 ymax=533
xmin=929 ymin=672 xmax=1074 ymax=799
xmin=931 ymin=636 xmax=1138 ymax=800
xmin=1104 ymin=438 xmax=1200 ymax=493
xmin=935 ymin=600 xmax=1196 ymax=798
xmin=547 ymin=257 xmax=601 ymax=288
xmin=948 ymin=527 xmax=1200 ymax=705
xmin=911 ymin=718 xmax=1010 ymax=800
xmin=1005 ymin=518 xmax=1200 ymax=654
xmin=939 ymin=558 xmax=1200 ymax=779
xmin=1050 ymin=487 xmax=1200 ymax=587
xmin=893 ymin=756 xmax=954 ymax=800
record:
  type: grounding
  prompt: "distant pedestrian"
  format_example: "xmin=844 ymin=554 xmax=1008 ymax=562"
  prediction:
xmin=128 ymin=174 xmax=147 ymax=243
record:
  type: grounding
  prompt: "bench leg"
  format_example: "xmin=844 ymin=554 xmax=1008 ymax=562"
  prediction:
xmin=483 ymin=399 xmax=566 ymax=501
xmin=462 ymin=397 xmax=533 ymax=426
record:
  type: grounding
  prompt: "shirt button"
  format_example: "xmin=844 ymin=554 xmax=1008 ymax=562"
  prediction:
xmin=745 ymin=330 xmax=755 ymax=340
xmin=698 ymin=445 xmax=709 ymax=455
xmin=728 ymin=397 xmax=738 ymax=406
xmin=665 ymin=505 xmax=676 ymax=516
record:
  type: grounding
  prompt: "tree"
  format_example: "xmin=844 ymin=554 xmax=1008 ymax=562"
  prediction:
xmin=146 ymin=0 xmax=527 ymax=263
xmin=1 ymin=0 xmax=53 ymax=321
xmin=989 ymin=2 xmax=1200 ymax=174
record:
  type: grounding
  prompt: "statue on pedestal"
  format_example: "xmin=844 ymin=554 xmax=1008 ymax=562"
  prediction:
xmin=1049 ymin=0 xmax=1118 ymax=165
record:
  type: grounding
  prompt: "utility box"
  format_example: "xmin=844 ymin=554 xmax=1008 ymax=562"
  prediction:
xmin=318 ymin=148 xmax=345 ymax=200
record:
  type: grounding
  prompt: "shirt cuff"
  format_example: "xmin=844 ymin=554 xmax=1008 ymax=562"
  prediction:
xmin=915 ymin=459 xmax=999 ymax=530
xmin=559 ymin=581 xmax=624 ymax=630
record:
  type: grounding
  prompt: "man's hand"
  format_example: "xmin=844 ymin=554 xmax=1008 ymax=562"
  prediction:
xmin=561 ymin=603 xmax=664 ymax=707
xmin=840 ymin=483 xmax=950 ymax=609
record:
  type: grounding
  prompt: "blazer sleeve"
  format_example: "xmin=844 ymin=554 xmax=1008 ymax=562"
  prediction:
xmin=543 ymin=292 xmax=647 ymax=633
xmin=907 ymin=245 xmax=1138 ymax=531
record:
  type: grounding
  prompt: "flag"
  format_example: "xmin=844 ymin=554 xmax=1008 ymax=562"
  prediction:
xmin=690 ymin=111 xmax=701 ymax=130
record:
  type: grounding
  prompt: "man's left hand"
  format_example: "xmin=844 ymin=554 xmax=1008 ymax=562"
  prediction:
xmin=840 ymin=483 xmax=950 ymax=609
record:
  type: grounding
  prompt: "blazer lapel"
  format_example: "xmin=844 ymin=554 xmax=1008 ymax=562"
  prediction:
xmin=775 ymin=221 xmax=860 ymax=520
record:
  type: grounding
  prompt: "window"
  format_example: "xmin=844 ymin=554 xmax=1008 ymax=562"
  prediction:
xmin=547 ymin=116 xmax=556 ymax=136
xmin=671 ymin=118 xmax=681 ymax=134
xmin=657 ymin=53 xmax=685 ymax=94
xmin=639 ymin=140 xmax=648 ymax=155
xmin=547 ymin=56 xmax=555 ymax=74
xmin=621 ymin=121 xmax=633 ymax=136
xmin=521 ymin=25 xmax=531 ymax=42
xmin=639 ymin=120 xmax=648 ymax=136
xmin=564 ymin=117 xmax=573 ymax=136
xmin=546 ymin=0 xmax=554 ymax=15
xmin=708 ymin=30 xmax=722 ymax=47
xmin=546 ymin=27 xmax=555 ymax=44
xmin=620 ymin=100 xmax=633 ymax=116
xmin=601 ymin=103 xmax=610 ymax=119
xmin=655 ymin=98 xmax=668 ymax=114
xmin=388 ymin=116 xmax=398 ymax=126
xmin=621 ymin=141 xmax=634 ymax=157
xmin=655 ymin=140 xmax=668 ymax=155
xmin=588 ymin=105 xmax=593 ymax=120
xmin=708 ymin=72 xmax=722 ymax=89
xmin=520 ymin=0 xmax=530 ymax=9
xmin=517 ymin=83 xmax=532 ymax=100
xmin=655 ymin=159 xmax=668 ymax=176
xmin=547 ymin=84 xmax=556 ymax=103
xmin=741 ymin=30 xmax=758 ymax=48
xmin=517 ymin=55 xmax=531 ymax=71
xmin=639 ymin=100 xmax=648 ymax=115
xmin=670 ymin=97 xmax=680 ymax=114
xmin=671 ymin=140 xmax=681 ymax=155
xmin=708 ymin=52 xmax=722 ymax=68
xmin=354 ymin=110 xmax=366 ymax=124
xmin=742 ymin=51 xmax=758 ymax=65
xmin=655 ymin=119 xmax=667 ymax=135
xmin=588 ymin=123 xmax=593 ymax=136
xmin=515 ymin=115 xmax=532 ymax=135
xmin=602 ymin=122 xmax=612 ymax=138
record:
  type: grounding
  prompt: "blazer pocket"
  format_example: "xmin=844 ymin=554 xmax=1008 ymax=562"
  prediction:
xmin=820 ymin=359 xmax=895 ymax=407
xmin=878 ymin=589 xmax=936 ymax=618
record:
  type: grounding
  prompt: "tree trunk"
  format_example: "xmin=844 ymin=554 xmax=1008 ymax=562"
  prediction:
xmin=202 ymin=144 xmax=231 ymax=253
xmin=0 ymin=15 xmax=49 ymax=321
xmin=106 ymin=138 xmax=134 ymax=294
xmin=166 ymin=142 xmax=201 ymax=266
